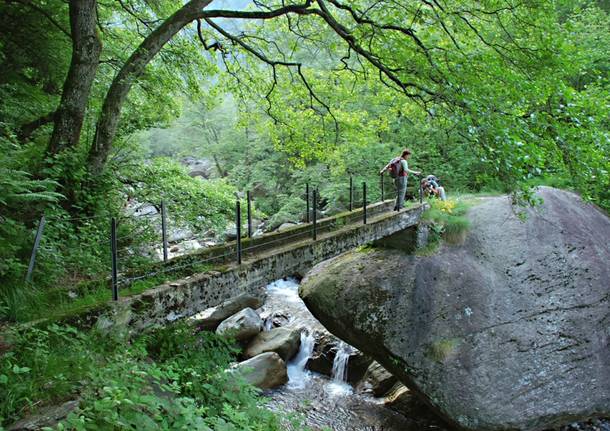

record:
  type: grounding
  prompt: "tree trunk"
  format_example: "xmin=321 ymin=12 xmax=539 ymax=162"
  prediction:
xmin=87 ymin=0 xmax=212 ymax=176
xmin=47 ymin=0 xmax=101 ymax=155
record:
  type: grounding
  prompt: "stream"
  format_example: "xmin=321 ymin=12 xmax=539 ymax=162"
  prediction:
xmin=259 ymin=278 xmax=450 ymax=431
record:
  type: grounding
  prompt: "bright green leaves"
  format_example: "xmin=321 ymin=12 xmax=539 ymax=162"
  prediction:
xmin=132 ymin=158 xmax=237 ymax=234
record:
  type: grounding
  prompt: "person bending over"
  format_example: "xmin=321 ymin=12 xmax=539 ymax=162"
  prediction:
xmin=421 ymin=175 xmax=447 ymax=201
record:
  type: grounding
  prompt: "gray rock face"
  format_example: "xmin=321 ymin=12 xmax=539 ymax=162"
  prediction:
xmin=216 ymin=308 xmax=263 ymax=342
xmin=224 ymin=226 xmax=238 ymax=241
xmin=277 ymin=222 xmax=299 ymax=232
xmin=190 ymin=293 xmax=263 ymax=331
xmin=232 ymin=352 xmax=288 ymax=389
xmin=300 ymin=188 xmax=610 ymax=431
xmin=244 ymin=327 xmax=301 ymax=361
xmin=181 ymin=157 xmax=215 ymax=179
xmin=8 ymin=400 xmax=79 ymax=430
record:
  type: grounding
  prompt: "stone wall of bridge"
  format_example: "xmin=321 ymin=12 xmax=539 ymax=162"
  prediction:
xmin=64 ymin=203 xmax=429 ymax=332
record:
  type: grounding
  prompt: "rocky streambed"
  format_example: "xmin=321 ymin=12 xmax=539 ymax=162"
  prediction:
xmin=261 ymin=278 xmax=450 ymax=431
xmin=205 ymin=277 xmax=608 ymax=431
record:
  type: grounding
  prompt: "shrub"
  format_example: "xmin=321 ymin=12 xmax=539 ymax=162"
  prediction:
xmin=0 ymin=322 xmax=286 ymax=430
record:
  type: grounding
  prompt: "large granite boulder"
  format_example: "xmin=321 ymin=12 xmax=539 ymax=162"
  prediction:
xmin=232 ymin=352 xmax=288 ymax=389
xmin=244 ymin=327 xmax=301 ymax=361
xmin=190 ymin=293 xmax=263 ymax=331
xmin=216 ymin=308 xmax=263 ymax=342
xmin=300 ymin=187 xmax=610 ymax=431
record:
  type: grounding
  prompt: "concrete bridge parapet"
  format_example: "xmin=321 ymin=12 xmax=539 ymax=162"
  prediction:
xmin=68 ymin=204 xmax=429 ymax=331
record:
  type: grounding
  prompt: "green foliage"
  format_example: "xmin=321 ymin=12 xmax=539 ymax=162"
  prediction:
xmin=0 ymin=323 xmax=284 ymax=430
xmin=422 ymin=198 xmax=471 ymax=246
xmin=131 ymin=158 xmax=237 ymax=235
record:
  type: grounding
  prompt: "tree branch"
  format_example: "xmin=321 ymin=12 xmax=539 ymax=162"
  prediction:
xmin=8 ymin=0 xmax=71 ymax=38
xmin=18 ymin=111 xmax=56 ymax=142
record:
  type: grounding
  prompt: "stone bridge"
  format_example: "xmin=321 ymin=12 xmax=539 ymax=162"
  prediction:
xmin=86 ymin=201 xmax=429 ymax=331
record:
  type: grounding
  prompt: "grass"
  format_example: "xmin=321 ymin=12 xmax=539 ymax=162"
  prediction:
xmin=426 ymin=338 xmax=462 ymax=363
xmin=420 ymin=197 xmax=472 ymax=251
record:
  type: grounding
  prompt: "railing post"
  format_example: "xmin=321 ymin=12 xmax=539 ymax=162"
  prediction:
xmin=247 ymin=190 xmax=252 ymax=238
xmin=236 ymin=200 xmax=242 ymax=264
xmin=349 ymin=176 xmax=353 ymax=211
xmin=25 ymin=214 xmax=46 ymax=283
xmin=111 ymin=217 xmax=118 ymax=301
xmin=312 ymin=189 xmax=318 ymax=241
xmin=306 ymin=183 xmax=310 ymax=223
xmin=380 ymin=172 xmax=385 ymax=202
xmin=363 ymin=182 xmax=367 ymax=224
xmin=161 ymin=201 xmax=168 ymax=263
xmin=419 ymin=179 xmax=423 ymax=204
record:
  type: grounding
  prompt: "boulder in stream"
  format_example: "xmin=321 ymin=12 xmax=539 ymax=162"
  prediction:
xmin=359 ymin=361 xmax=398 ymax=397
xmin=190 ymin=293 xmax=263 ymax=331
xmin=306 ymin=333 xmax=372 ymax=384
xmin=244 ymin=327 xmax=301 ymax=361
xmin=232 ymin=352 xmax=288 ymax=389
xmin=300 ymin=187 xmax=610 ymax=431
xmin=216 ymin=308 xmax=263 ymax=342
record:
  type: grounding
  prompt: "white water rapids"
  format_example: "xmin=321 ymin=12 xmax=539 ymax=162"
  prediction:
xmin=260 ymin=278 xmax=448 ymax=430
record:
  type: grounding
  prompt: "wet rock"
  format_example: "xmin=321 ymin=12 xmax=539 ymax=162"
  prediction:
xmin=345 ymin=350 xmax=373 ymax=386
xmin=262 ymin=311 xmax=290 ymax=330
xmin=301 ymin=187 xmax=610 ymax=430
xmin=216 ymin=307 xmax=263 ymax=342
xmin=189 ymin=293 xmax=263 ymax=331
xmin=359 ymin=361 xmax=397 ymax=397
xmin=167 ymin=227 xmax=194 ymax=243
xmin=8 ymin=400 xmax=79 ymax=430
xmin=244 ymin=327 xmax=301 ymax=361
xmin=306 ymin=333 xmax=337 ymax=376
xmin=179 ymin=239 xmax=202 ymax=252
xmin=129 ymin=203 xmax=158 ymax=217
xmin=384 ymin=382 xmax=411 ymax=407
xmin=384 ymin=383 xmax=450 ymax=429
xmin=306 ymin=334 xmax=371 ymax=384
xmin=232 ymin=352 xmax=288 ymax=389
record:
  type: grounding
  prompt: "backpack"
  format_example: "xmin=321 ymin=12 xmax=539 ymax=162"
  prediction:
xmin=388 ymin=157 xmax=403 ymax=178
xmin=426 ymin=175 xmax=440 ymax=187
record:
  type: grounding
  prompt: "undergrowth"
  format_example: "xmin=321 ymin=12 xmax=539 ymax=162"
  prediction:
xmin=4 ymin=261 xmax=214 ymax=324
xmin=0 ymin=322 xmax=292 ymax=430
